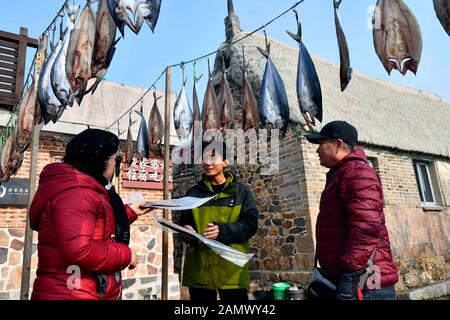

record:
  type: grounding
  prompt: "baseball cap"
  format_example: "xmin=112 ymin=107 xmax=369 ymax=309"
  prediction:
xmin=305 ymin=121 xmax=358 ymax=147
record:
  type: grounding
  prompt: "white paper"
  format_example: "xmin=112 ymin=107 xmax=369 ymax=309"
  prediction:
xmin=154 ymin=217 xmax=254 ymax=267
xmin=123 ymin=192 xmax=146 ymax=205
xmin=141 ymin=195 xmax=216 ymax=210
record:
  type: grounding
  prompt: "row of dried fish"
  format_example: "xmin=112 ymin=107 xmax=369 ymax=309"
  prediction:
xmin=38 ymin=0 xmax=162 ymax=125
xmin=125 ymin=92 xmax=164 ymax=165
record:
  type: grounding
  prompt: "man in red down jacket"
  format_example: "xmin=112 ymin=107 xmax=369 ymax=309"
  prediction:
xmin=305 ymin=121 xmax=399 ymax=300
xmin=30 ymin=129 xmax=151 ymax=300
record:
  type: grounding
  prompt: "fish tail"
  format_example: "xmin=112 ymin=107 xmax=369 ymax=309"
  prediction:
xmin=286 ymin=30 xmax=300 ymax=43
xmin=257 ymin=47 xmax=269 ymax=59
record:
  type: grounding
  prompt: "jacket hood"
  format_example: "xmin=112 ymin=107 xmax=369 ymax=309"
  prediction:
xmin=342 ymin=148 xmax=369 ymax=163
xmin=30 ymin=163 xmax=108 ymax=230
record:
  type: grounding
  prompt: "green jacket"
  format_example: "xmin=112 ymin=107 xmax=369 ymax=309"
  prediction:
xmin=180 ymin=172 xmax=258 ymax=289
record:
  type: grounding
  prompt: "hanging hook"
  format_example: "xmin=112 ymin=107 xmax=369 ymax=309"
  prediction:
xmin=293 ymin=8 xmax=299 ymax=25
xmin=263 ymin=29 xmax=268 ymax=49
xmin=51 ymin=23 xmax=57 ymax=48
xmin=59 ymin=12 xmax=65 ymax=40
xmin=129 ymin=111 xmax=133 ymax=125
xmin=180 ymin=62 xmax=187 ymax=86
xmin=222 ymin=55 xmax=226 ymax=74
xmin=242 ymin=46 xmax=246 ymax=75
xmin=207 ymin=58 xmax=211 ymax=79
xmin=193 ymin=61 xmax=197 ymax=83
xmin=193 ymin=61 xmax=203 ymax=84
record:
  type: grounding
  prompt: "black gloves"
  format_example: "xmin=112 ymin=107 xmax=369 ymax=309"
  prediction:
xmin=336 ymin=270 xmax=365 ymax=300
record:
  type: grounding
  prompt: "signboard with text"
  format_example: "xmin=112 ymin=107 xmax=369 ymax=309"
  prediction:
xmin=122 ymin=157 xmax=173 ymax=190
xmin=0 ymin=178 xmax=30 ymax=206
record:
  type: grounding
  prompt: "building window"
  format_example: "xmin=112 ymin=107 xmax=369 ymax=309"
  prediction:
xmin=413 ymin=160 xmax=436 ymax=205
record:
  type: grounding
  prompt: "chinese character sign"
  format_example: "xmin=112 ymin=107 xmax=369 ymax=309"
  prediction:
xmin=123 ymin=157 xmax=173 ymax=190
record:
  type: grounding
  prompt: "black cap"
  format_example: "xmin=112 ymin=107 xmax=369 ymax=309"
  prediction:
xmin=65 ymin=129 xmax=119 ymax=160
xmin=305 ymin=121 xmax=358 ymax=147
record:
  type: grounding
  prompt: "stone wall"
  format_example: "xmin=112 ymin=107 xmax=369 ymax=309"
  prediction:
xmin=0 ymin=134 xmax=180 ymax=300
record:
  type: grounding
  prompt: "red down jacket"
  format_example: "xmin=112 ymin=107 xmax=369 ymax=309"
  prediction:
xmin=316 ymin=149 xmax=399 ymax=288
xmin=30 ymin=163 xmax=138 ymax=300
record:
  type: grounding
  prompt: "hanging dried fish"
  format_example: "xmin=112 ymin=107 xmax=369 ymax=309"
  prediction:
xmin=173 ymin=84 xmax=193 ymax=147
xmin=135 ymin=103 xmax=149 ymax=159
xmin=433 ymin=0 xmax=450 ymax=37
xmin=0 ymin=129 xmax=24 ymax=184
xmin=333 ymin=0 xmax=352 ymax=92
xmin=287 ymin=10 xmax=322 ymax=129
xmin=125 ymin=112 xmax=136 ymax=166
xmin=372 ymin=0 xmax=423 ymax=75
xmin=202 ymin=78 xmax=221 ymax=133
xmin=148 ymin=92 xmax=164 ymax=156
xmin=66 ymin=1 xmax=96 ymax=105
xmin=147 ymin=0 xmax=162 ymax=32
xmin=17 ymin=84 xmax=40 ymax=152
xmin=88 ymin=0 xmax=119 ymax=94
xmin=51 ymin=4 xmax=79 ymax=108
xmin=218 ymin=69 xmax=235 ymax=131
xmin=257 ymin=33 xmax=290 ymax=138
xmin=132 ymin=0 xmax=163 ymax=34
xmin=38 ymin=37 xmax=66 ymax=124
xmin=107 ymin=0 xmax=137 ymax=37
xmin=241 ymin=48 xmax=259 ymax=131
xmin=192 ymin=81 xmax=201 ymax=125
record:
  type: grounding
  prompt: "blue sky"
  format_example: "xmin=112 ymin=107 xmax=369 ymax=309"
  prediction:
xmin=1 ymin=0 xmax=449 ymax=119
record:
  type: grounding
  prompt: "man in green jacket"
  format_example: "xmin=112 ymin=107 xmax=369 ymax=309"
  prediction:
xmin=179 ymin=141 xmax=259 ymax=301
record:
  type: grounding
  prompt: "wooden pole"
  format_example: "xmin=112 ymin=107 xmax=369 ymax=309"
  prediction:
xmin=20 ymin=34 xmax=47 ymax=300
xmin=162 ymin=66 xmax=171 ymax=300
xmin=15 ymin=28 xmax=28 ymax=102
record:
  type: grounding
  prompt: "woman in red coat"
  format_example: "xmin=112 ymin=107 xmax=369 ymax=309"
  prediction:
xmin=30 ymin=129 xmax=151 ymax=300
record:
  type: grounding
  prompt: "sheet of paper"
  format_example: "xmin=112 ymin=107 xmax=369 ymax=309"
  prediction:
xmin=141 ymin=195 xmax=216 ymax=210
xmin=155 ymin=217 xmax=254 ymax=267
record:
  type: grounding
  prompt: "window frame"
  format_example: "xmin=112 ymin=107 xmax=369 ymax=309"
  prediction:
xmin=413 ymin=160 xmax=437 ymax=205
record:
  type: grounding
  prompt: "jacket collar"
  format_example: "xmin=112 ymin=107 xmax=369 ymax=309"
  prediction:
xmin=327 ymin=148 xmax=369 ymax=177
xmin=198 ymin=171 xmax=236 ymax=197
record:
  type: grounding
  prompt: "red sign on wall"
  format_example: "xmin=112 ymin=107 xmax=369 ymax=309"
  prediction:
xmin=122 ymin=157 xmax=173 ymax=190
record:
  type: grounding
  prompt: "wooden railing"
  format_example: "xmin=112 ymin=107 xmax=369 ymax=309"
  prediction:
xmin=0 ymin=28 xmax=38 ymax=110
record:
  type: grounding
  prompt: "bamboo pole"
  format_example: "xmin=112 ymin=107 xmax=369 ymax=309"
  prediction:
xmin=162 ymin=66 xmax=171 ymax=300
xmin=20 ymin=35 xmax=46 ymax=300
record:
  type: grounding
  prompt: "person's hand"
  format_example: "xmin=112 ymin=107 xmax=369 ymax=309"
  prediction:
xmin=336 ymin=270 xmax=363 ymax=300
xmin=203 ymin=223 xmax=219 ymax=240
xmin=183 ymin=225 xmax=196 ymax=242
xmin=129 ymin=248 xmax=138 ymax=270
xmin=130 ymin=202 xmax=153 ymax=216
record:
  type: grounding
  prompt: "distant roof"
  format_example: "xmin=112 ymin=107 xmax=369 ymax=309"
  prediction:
xmin=0 ymin=80 xmax=180 ymax=145
xmin=212 ymin=30 xmax=450 ymax=157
